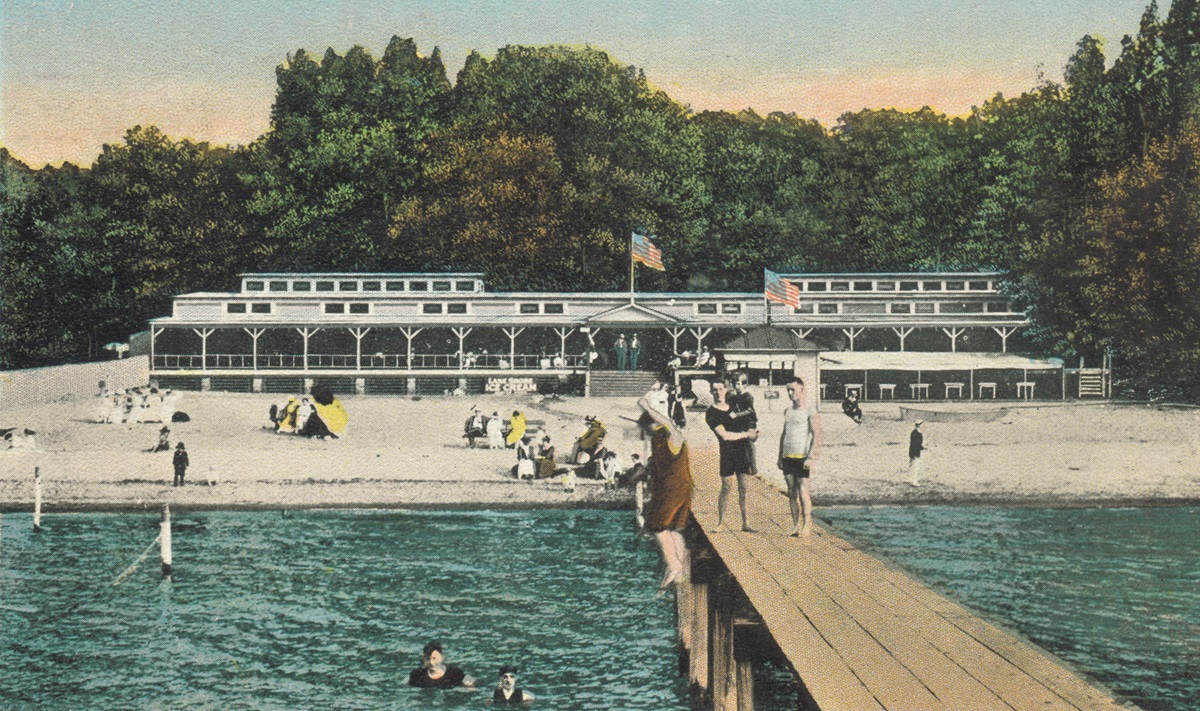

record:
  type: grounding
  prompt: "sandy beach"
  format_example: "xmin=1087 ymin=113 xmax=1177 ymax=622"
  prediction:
xmin=2 ymin=390 xmax=1199 ymax=511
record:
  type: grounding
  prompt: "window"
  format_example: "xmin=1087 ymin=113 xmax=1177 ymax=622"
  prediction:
xmin=432 ymin=281 xmax=452 ymax=292
xmin=269 ymin=281 xmax=288 ymax=292
xmin=456 ymin=281 xmax=475 ymax=292
xmin=697 ymin=303 xmax=718 ymax=314
xmin=447 ymin=303 xmax=467 ymax=314
xmin=890 ymin=303 xmax=911 ymax=314
xmin=410 ymin=281 xmax=428 ymax=291
xmin=543 ymin=303 xmax=564 ymax=314
xmin=721 ymin=303 xmax=742 ymax=314
xmin=806 ymin=282 xmax=827 ymax=292
xmin=316 ymin=281 xmax=335 ymax=292
xmin=339 ymin=281 xmax=358 ymax=291
xmin=794 ymin=304 xmax=815 ymax=314
xmin=349 ymin=303 xmax=369 ymax=314
xmin=899 ymin=281 xmax=919 ymax=291
xmin=940 ymin=302 xmax=983 ymax=313
xmin=946 ymin=281 xmax=965 ymax=291
xmin=915 ymin=303 xmax=935 ymax=314
xmin=830 ymin=281 xmax=850 ymax=292
xmin=386 ymin=281 xmax=405 ymax=291
xmin=986 ymin=302 xmax=1010 ymax=313
xmin=324 ymin=303 xmax=345 ymax=314
xmin=226 ymin=303 xmax=247 ymax=313
xmin=245 ymin=281 xmax=264 ymax=292
xmin=520 ymin=303 xmax=540 ymax=314
xmin=922 ymin=281 xmax=943 ymax=291
xmin=876 ymin=282 xmax=896 ymax=291
xmin=362 ymin=281 xmax=381 ymax=291
xmin=293 ymin=281 xmax=311 ymax=291
xmin=251 ymin=303 xmax=272 ymax=314
xmin=969 ymin=281 xmax=990 ymax=291
xmin=853 ymin=281 xmax=873 ymax=291
xmin=818 ymin=303 xmax=839 ymax=314
xmin=422 ymin=303 xmax=443 ymax=314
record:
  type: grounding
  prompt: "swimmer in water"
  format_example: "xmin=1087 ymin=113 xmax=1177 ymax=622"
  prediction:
xmin=490 ymin=665 xmax=535 ymax=705
xmin=408 ymin=641 xmax=476 ymax=688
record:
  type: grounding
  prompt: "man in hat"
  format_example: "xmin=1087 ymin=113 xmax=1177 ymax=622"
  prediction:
xmin=492 ymin=664 xmax=535 ymax=704
xmin=908 ymin=421 xmax=925 ymax=486
xmin=172 ymin=442 xmax=189 ymax=486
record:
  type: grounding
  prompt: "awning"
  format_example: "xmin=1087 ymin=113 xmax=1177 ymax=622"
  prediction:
xmin=818 ymin=351 xmax=1063 ymax=371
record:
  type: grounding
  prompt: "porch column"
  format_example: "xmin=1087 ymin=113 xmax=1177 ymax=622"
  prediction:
xmin=349 ymin=327 xmax=371 ymax=371
xmin=452 ymin=327 xmax=473 ymax=369
xmin=554 ymin=327 xmax=575 ymax=361
xmin=399 ymin=327 xmax=422 ymax=369
xmin=295 ymin=327 xmax=319 ymax=371
xmin=943 ymin=327 xmax=966 ymax=352
xmin=892 ymin=326 xmax=914 ymax=351
xmin=503 ymin=327 xmax=525 ymax=370
xmin=192 ymin=328 xmax=215 ymax=372
xmin=244 ymin=328 xmax=265 ymax=372
xmin=788 ymin=327 xmax=813 ymax=340
xmin=841 ymin=327 xmax=864 ymax=352
xmin=690 ymin=327 xmax=712 ymax=354
xmin=666 ymin=327 xmax=686 ymax=355
xmin=150 ymin=326 xmax=164 ymax=369
xmin=992 ymin=326 xmax=1018 ymax=353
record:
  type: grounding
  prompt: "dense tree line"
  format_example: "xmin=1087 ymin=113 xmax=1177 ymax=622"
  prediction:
xmin=3 ymin=3 xmax=1200 ymax=395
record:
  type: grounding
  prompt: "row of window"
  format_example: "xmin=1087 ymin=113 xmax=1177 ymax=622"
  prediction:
xmin=794 ymin=302 xmax=1015 ymax=315
xmin=227 ymin=302 xmax=564 ymax=315
xmin=244 ymin=279 xmax=479 ymax=293
xmin=800 ymin=280 xmax=993 ymax=293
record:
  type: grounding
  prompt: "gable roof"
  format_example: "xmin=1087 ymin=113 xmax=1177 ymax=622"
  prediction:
xmin=716 ymin=327 xmax=824 ymax=352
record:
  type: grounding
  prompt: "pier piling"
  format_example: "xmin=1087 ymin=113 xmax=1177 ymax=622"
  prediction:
xmin=33 ymin=467 xmax=42 ymax=533
xmin=160 ymin=504 xmax=172 ymax=577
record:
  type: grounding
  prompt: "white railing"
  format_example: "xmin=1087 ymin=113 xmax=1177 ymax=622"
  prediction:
xmin=155 ymin=353 xmax=591 ymax=371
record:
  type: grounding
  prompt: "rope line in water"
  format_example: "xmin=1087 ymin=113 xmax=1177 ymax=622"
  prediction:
xmin=110 ymin=533 xmax=162 ymax=587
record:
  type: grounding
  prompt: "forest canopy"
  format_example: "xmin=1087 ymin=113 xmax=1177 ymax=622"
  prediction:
xmin=4 ymin=2 xmax=1200 ymax=396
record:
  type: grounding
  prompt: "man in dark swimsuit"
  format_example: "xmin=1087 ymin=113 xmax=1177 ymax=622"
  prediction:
xmin=408 ymin=641 xmax=476 ymax=688
xmin=706 ymin=378 xmax=759 ymax=532
xmin=491 ymin=665 xmax=535 ymax=704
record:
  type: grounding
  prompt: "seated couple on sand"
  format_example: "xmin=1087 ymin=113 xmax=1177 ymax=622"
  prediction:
xmin=408 ymin=641 xmax=534 ymax=705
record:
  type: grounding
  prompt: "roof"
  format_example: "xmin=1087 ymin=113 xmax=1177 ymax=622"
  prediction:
xmin=716 ymin=327 xmax=824 ymax=352
xmin=818 ymin=351 xmax=1063 ymax=371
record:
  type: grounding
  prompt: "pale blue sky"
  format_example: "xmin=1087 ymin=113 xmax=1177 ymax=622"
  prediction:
xmin=2 ymin=0 xmax=1152 ymax=166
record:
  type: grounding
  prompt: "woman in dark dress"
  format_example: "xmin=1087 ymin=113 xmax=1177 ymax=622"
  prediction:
xmin=637 ymin=394 xmax=693 ymax=591
xmin=408 ymin=641 xmax=475 ymax=689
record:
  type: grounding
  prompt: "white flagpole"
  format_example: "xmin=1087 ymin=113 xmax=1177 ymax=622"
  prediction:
xmin=630 ymin=233 xmax=636 ymax=303
xmin=764 ymin=269 xmax=770 ymax=326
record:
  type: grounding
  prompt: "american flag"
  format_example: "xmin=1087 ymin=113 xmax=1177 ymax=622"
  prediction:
xmin=764 ymin=268 xmax=801 ymax=308
xmin=631 ymin=232 xmax=665 ymax=271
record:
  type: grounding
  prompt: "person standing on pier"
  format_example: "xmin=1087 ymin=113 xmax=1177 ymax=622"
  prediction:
xmin=777 ymin=376 xmax=823 ymax=539
xmin=707 ymin=379 xmax=759 ymax=532
xmin=908 ymin=421 xmax=926 ymax=486
xmin=638 ymin=393 xmax=693 ymax=591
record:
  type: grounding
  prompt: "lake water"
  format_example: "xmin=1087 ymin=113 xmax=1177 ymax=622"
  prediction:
xmin=0 ymin=510 xmax=691 ymax=710
xmin=820 ymin=506 xmax=1200 ymax=711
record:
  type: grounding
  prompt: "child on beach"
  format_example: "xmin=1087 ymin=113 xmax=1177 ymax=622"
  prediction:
xmin=172 ymin=442 xmax=189 ymax=486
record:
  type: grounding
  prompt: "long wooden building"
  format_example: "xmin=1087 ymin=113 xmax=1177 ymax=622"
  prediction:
xmin=145 ymin=271 xmax=1103 ymax=399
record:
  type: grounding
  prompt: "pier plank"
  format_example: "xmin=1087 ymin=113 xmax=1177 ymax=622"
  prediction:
xmin=685 ymin=449 xmax=1129 ymax=711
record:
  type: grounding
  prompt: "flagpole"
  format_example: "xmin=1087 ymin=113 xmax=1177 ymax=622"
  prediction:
xmin=764 ymin=268 xmax=770 ymax=326
xmin=629 ymin=232 xmax=635 ymax=304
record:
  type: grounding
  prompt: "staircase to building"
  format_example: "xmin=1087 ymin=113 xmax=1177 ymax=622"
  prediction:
xmin=588 ymin=370 xmax=661 ymax=398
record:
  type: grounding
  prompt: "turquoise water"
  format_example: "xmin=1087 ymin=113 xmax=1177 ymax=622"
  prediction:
xmin=0 ymin=510 xmax=691 ymax=710
xmin=820 ymin=506 xmax=1200 ymax=711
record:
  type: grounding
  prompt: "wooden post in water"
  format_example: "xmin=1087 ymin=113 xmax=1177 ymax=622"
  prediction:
xmin=690 ymin=578 xmax=710 ymax=700
xmin=735 ymin=653 xmax=754 ymax=711
xmin=709 ymin=575 xmax=738 ymax=711
xmin=160 ymin=504 xmax=172 ymax=577
xmin=33 ymin=467 xmax=42 ymax=533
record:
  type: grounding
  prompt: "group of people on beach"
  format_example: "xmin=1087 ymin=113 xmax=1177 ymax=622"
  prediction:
xmin=95 ymin=386 xmax=182 ymax=425
xmin=407 ymin=641 xmax=534 ymax=705
xmin=266 ymin=388 xmax=347 ymax=439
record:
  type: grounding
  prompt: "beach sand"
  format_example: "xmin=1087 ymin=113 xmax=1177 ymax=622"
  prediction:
xmin=2 ymin=391 xmax=1199 ymax=511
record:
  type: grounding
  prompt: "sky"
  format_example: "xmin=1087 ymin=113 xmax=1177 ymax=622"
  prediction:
xmin=1 ymin=0 xmax=1153 ymax=167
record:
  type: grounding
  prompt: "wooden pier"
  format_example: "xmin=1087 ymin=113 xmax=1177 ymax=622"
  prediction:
xmin=676 ymin=451 xmax=1131 ymax=711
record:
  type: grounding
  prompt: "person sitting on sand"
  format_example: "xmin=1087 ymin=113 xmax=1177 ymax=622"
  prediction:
xmin=841 ymin=390 xmax=864 ymax=425
xmin=491 ymin=665 xmax=534 ymax=705
xmin=536 ymin=434 xmax=559 ymax=479
xmin=151 ymin=426 xmax=171 ymax=453
xmin=464 ymin=408 xmax=487 ymax=448
xmin=487 ymin=412 xmax=505 ymax=449
xmin=408 ymin=641 xmax=475 ymax=689
xmin=515 ymin=433 xmax=536 ymax=479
